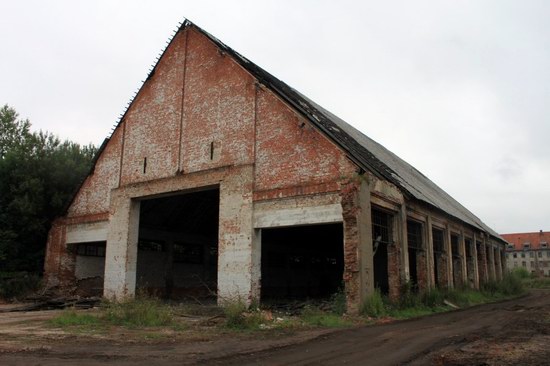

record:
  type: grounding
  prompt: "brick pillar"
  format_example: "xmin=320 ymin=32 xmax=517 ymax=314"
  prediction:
xmin=426 ymin=215 xmax=435 ymax=289
xmin=398 ymin=204 xmax=409 ymax=294
xmin=472 ymin=233 xmax=480 ymax=289
xmin=460 ymin=232 xmax=468 ymax=286
xmin=341 ymin=177 xmax=373 ymax=314
xmin=44 ymin=219 xmax=75 ymax=289
xmin=446 ymin=226 xmax=454 ymax=288
xmin=415 ymin=224 xmax=429 ymax=293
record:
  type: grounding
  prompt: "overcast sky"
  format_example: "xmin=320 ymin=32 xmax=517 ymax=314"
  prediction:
xmin=1 ymin=0 xmax=548 ymax=234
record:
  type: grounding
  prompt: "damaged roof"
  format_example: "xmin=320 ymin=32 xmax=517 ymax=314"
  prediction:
xmin=184 ymin=21 xmax=502 ymax=241
xmin=84 ymin=19 xmax=502 ymax=242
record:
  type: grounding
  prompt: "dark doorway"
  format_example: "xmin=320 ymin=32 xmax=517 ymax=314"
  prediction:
xmin=261 ymin=224 xmax=344 ymax=301
xmin=432 ymin=228 xmax=445 ymax=287
xmin=407 ymin=220 xmax=423 ymax=292
xmin=372 ymin=209 xmax=392 ymax=295
xmin=465 ymin=238 xmax=475 ymax=287
xmin=450 ymin=234 xmax=462 ymax=287
xmin=476 ymin=241 xmax=484 ymax=282
xmin=137 ymin=188 xmax=219 ymax=300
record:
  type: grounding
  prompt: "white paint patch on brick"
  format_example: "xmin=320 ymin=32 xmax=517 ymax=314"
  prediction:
xmin=66 ymin=221 xmax=108 ymax=243
xmin=253 ymin=204 xmax=343 ymax=228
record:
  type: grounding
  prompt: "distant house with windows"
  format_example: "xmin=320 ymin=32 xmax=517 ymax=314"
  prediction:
xmin=502 ymin=231 xmax=550 ymax=276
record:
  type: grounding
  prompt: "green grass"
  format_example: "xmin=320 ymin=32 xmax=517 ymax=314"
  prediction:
xmin=49 ymin=309 xmax=102 ymax=327
xmin=360 ymin=271 xmax=527 ymax=321
xmin=103 ymin=298 xmax=173 ymax=327
xmin=360 ymin=288 xmax=387 ymax=317
xmin=300 ymin=306 xmax=353 ymax=328
xmin=50 ymin=297 xmax=174 ymax=330
xmin=223 ymin=300 xmax=265 ymax=330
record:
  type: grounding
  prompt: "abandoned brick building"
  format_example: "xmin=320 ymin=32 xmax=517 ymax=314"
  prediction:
xmin=44 ymin=20 xmax=507 ymax=313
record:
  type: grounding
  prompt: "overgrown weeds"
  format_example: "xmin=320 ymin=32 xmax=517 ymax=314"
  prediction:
xmin=300 ymin=306 xmax=352 ymax=327
xmin=361 ymin=271 xmax=527 ymax=320
xmin=223 ymin=300 xmax=265 ymax=330
xmin=50 ymin=297 xmax=174 ymax=330
xmin=360 ymin=288 xmax=386 ymax=317
xmin=103 ymin=297 xmax=173 ymax=327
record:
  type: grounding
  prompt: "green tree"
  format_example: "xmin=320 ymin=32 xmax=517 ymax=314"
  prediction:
xmin=0 ymin=105 xmax=96 ymax=272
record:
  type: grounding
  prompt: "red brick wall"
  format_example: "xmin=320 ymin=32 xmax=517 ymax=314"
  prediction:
xmin=68 ymin=126 xmax=123 ymax=216
xmin=255 ymin=89 xmax=356 ymax=192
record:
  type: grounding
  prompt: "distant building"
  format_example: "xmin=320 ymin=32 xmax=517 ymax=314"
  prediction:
xmin=502 ymin=231 xmax=550 ymax=276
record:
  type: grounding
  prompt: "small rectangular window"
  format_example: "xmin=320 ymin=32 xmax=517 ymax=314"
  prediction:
xmin=513 ymin=253 xmax=517 ymax=258
xmin=76 ymin=242 xmax=106 ymax=257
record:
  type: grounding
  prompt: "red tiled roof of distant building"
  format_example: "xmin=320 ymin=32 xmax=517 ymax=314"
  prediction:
xmin=501 ymin=231 xmax=550 ymax=250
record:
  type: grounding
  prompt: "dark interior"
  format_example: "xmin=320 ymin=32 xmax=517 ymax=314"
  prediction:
xmin=261 ymin=224 xmax=344 ymax=301
xmin=432 ymin=228 xmax=445 ymax=287
xmin=407 ymin=220 xmax=423 ymax=292
xmin=136 ymin=188 xmax=219 ymax=300
xmin=372 ymin=209 xmax=392 ymax=295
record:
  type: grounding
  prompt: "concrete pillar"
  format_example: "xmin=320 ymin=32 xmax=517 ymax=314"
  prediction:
xmin=217 ymin=165 xmax=257 ymax=305
xmin=341 ymin=178 xmax=373 ymax=314
xmin=426 ymin=215 xmax=435 ymax=289
xmin=104 ymin=196 xmax=140 ymax=299
xmin=472 ymin=233 xmax=480 ymax=289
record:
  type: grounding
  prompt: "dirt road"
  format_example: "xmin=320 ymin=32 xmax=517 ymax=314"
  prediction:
xmin=216 ymin=289 xmax=550 ymax=366
xmin=1 ymin=290 xmax=549 ymax=365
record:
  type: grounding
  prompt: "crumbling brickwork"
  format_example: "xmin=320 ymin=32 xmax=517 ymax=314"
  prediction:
xmin=44 ymin=21 xmax=507 ymax=312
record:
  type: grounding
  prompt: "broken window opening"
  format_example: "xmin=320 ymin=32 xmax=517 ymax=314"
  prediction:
xmin=260 ymin=224 xmax=344 ymax=303
xmin=136 ymin=188 xmax=219 ymax=301
xmin=432 ymin=228 xmax=445 ymax=287
xmin=143 ymin=157 xmax=147 ymax=174
xmin=372 ymin=208 xmax=392 ymax=295
xmin=407 ymin=219 xmax=423 ymax=292
xmin=450 ymin=234 xmax=462 ymax=287
xmin=73 ymin=241 xmax=106 ymax=297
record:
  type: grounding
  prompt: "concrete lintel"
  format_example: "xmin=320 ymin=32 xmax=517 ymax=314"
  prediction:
xmin=253 ymin=204 xmax=342 ymax=229
xmin=66 ymin=221 xmax=108 ymax=244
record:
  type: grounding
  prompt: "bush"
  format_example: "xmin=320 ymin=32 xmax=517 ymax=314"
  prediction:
xmin=360 ymin=288 xmax=386 ymax=317
xmin=329 ymin=289 xmax=347 ymax=315
xmin=421 ymin=288 xmax=445 ymax=308
xmin=0 ymin=272 xmax=41 ymax=300
xmin=511 ymin=267 xmax=532 ymax=279
xmin=399 ymin=281 xmax=420 ymax=308
xmin=222 ymin=300 xmax=265 ymax=330
xmin=497 ymin=272 xmax=525 ymax=295
xmin=103 ymin=298 xmax=173 ymax=327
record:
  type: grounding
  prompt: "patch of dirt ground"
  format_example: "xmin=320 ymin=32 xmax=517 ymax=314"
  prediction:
xmin=0 ymin=290 xmax=549 ymax=365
